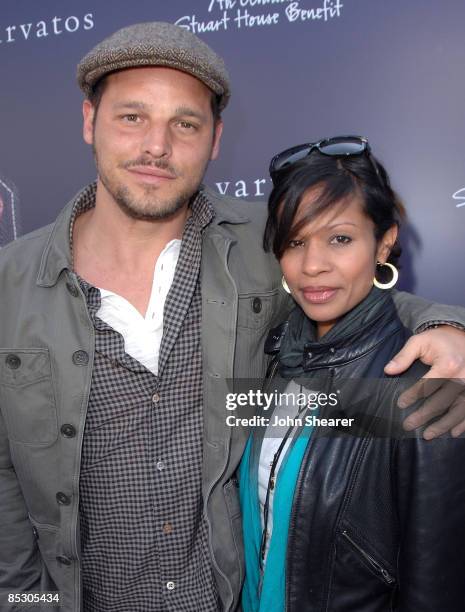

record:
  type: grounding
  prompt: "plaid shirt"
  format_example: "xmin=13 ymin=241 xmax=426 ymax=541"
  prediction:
xmin=69 ymin=184 xmax=219 ymax=611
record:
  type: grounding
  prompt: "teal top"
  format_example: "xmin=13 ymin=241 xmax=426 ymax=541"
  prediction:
xmin=239 ymin=423 xmax=313 ymax=612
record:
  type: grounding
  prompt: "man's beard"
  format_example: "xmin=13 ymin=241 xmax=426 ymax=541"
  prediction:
xmin=102 ymin=180 xmax=194 ymax=222
xmin=95 ymin=150 xmax=203 ymax=221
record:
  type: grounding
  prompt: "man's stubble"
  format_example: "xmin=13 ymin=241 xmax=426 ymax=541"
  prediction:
xmin=93 ymin=144 xmax=203 ymax=222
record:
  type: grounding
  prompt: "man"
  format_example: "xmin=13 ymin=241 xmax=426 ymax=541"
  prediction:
xmin=0 ymin=22 xmax=464 ymax=612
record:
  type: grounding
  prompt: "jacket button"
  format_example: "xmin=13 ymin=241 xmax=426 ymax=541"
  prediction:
xmin=163 ymin=522 xmax=173 ymax=534
xmin=252 ymin=297 xmax=262 ymax=313
xmin=56 ymin=555 xmax=72 ymax=565
xmin=60 ymin=424 xmax=76 ymax=438
xmin=72 ymin=350 xmax=89 ymax=366
xmin=56 ymin=492 xmax=71 ymax=505
xmin=5 ymin=354 xmax=21 ymax=369
xmin=32 ymin=526 xmax=39 ymax=539
xmin=66 ymin=282 xmax=79 ymax=298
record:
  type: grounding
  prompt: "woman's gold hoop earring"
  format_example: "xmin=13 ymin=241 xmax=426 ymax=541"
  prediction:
xmin=373 ymin=262 xmax=398 ymax=290
xmin=282 ymin=276 xmax=291 ymax=294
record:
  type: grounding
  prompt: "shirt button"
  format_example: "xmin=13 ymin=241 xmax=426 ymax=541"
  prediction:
xmin=156 ymin=461 xmax=165 ymax=471
xmin=60 ymin=424 xmax=76 ymax=438
xmin=66 ymin=282 xmax=79 ymax=298
xmin=163 ymin=523 xmax=173 ymax=534
xmin=252 ymin=297 xmax=262 ymax=313
xmin=152 ymin=392 xmax=160 ymax=404
xmin=5 ymin=354 xmax=21 ymax=369
xmin=166 ymin=581 xmax=175 ymax=591
xmin=72 ymin=350 xmax=89 ymax=366
xmin=56 ymin=492 xmax=71 ymax=506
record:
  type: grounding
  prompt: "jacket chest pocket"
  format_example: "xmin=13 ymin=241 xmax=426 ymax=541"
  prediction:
xmin=235 ymin=292 xmax=279 ymax=379
xmin=237 ymin=291 xmax=277 ymax=330
xmin=0 ymin=349 xmax=58 ymax=445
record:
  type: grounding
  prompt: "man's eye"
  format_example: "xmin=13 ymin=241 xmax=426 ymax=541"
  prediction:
xmin=177 ymin=120 xmax=196 ymax=130
xmin=330 ymin=235 xmax=352 ymax=245
xmin=123 ymin=114 xmax=140 ymax=123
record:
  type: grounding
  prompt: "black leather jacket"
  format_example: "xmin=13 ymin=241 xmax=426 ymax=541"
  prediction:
xmin=263 ymin=292 xmax=465 ymax=611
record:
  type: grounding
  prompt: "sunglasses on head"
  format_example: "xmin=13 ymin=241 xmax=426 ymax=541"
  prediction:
xmin=269 ymin=135 xmax=383 ymax=186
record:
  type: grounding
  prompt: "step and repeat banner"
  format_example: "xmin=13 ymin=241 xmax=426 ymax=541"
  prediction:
xmin=1 ymin=0 xmax=464 ymax=304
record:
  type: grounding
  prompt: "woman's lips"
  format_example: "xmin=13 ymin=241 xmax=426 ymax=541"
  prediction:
xmin=301 ymin=287 xmax=338 ymax=304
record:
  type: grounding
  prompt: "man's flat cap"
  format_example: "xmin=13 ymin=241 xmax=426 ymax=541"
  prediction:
xmin=77 ymin=22 xmax=230 ymax=111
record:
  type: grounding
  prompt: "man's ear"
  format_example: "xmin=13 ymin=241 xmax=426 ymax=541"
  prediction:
xmin=210 ymin=119 xmax=223 ymax=161
xmin=376 ymin=224 xmax=399 ymax=263
xmin=82 ymin=99 xmax=95 ymax=145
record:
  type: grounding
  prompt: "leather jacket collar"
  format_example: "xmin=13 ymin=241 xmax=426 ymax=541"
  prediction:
xmin=266 ymin=287 xmax=401 ymax=375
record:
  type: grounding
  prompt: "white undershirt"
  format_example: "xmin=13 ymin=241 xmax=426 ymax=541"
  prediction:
xmin=95 ymin=239 xmax=181 ymax=376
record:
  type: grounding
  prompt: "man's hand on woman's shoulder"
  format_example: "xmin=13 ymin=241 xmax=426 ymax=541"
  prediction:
xmin=384 ymin=326 xmax=465 ymax=439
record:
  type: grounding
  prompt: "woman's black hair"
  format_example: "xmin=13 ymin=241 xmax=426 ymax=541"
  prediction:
xmin=263 ymin=150 xmax=405 ymax=271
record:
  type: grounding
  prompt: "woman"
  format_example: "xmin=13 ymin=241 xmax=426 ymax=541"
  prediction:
xmin=239 ymin=136 xmax=465 ymax=611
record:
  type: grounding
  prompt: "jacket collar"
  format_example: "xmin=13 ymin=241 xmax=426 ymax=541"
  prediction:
xmin=36 ymin=183 xmax=250 ymax=288
xmin=36 ymin=186 xmax=86 ymax=287
xmin=200 ymin=185 xmax=250 ymax=226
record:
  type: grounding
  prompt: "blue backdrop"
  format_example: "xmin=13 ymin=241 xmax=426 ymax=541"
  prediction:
xmin=1 ymin=0 xmax=464 ymax=304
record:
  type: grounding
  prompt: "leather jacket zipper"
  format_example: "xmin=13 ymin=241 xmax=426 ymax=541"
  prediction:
xmin=285 ymin=370 xmax=334 ymax=608
xmin=342 ymin=530 xmax=395 ymax=585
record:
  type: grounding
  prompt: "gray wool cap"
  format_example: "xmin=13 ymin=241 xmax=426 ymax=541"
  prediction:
xmin=77 ymin=22 xmax=231 ymax=111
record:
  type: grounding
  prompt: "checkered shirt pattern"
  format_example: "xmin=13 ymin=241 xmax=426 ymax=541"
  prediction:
xmin=69 ymin=184 xmax=220 ymax=611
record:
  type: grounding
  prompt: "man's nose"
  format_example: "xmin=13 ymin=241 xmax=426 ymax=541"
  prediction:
xmin=141 ymin=122 xmax=172 ymax=159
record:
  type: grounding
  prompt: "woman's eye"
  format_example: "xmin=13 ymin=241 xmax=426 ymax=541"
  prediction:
xmin=330 ymin=235 xmax=352 ymax=245
xmin=287 ymin=239 xmax=305 ymax=249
